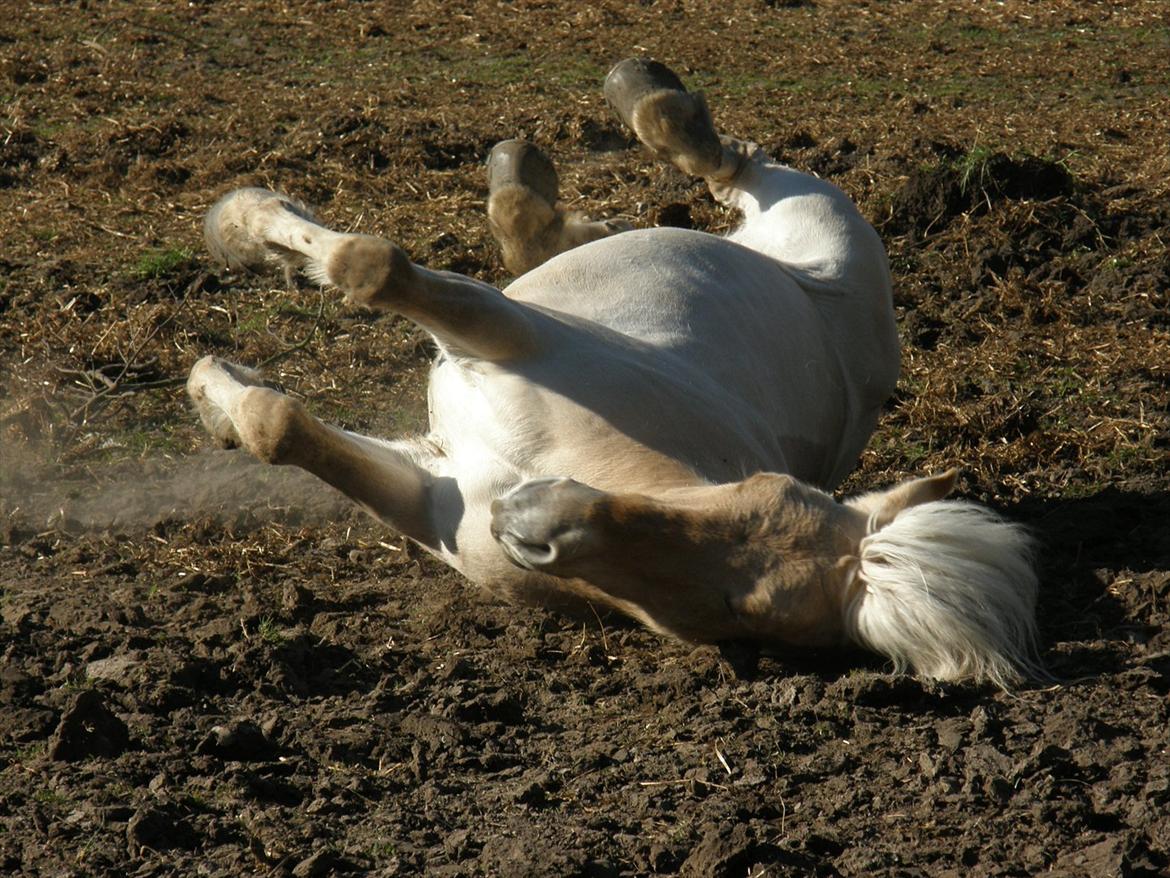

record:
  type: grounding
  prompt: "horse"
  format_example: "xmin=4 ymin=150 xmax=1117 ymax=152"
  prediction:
xmin=189 ymin=59 xmax=1039 ymax=686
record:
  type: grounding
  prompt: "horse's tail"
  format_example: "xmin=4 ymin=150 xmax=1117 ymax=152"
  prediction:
xmin=843 ymin=500 xmax=1042 ymax=688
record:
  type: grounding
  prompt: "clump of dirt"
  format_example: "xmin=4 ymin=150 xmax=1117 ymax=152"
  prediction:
xmin=881 ymin=148 xmax=1076 ymax=239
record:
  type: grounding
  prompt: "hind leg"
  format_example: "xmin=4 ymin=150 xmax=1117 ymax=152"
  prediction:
xmin=606 ymin=58 xmax=900 ymax=485
xmin=187 ymin=355 xmax=452 ymax=551
xmin=204 ymin=188 xmax=547 ymax=361
xmin=604 ymin=58 xmax=883 ymax=275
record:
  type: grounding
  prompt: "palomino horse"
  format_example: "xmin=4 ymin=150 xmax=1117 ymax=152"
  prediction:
xmin=190 ymin=59 xmax=1039 ymax=686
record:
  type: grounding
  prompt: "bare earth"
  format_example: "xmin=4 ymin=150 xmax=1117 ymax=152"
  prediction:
xmin=1 ymin=1 xmax=1168 ymax=875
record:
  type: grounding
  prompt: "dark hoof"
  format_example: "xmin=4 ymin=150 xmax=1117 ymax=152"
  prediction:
xmin=486 ymin=140 xmax=559 ymax=207
xmin=602 ymin=58 xmax=722 ymax=177
xmin=603 ymin=58 xmax=688 ymax=132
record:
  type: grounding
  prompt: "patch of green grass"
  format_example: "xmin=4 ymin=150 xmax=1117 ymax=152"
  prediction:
xmin=459 ymin=53 xmax=536 ymax=86
xmin=14 ymin=741 xmax=46 ymax=765
xmin=256 ymin=616 xmax=285 ymax=646
xmin=953 ymin=24 xmax=999 ymax=42
xmin=131 ymin=247 xmax=195 ymax=280
xmin=91 ymin=422 xmax=188 ymax=464
xmin=881 ymin=435 xmax=931 ymax=467
xmin=1044 ymin=366 xmax=1087 ymax=400
xmin=369 ymin=842 xmax=399 ymax=860
xmin=33 ymin=788 xmax=71 ymax=809
xmin=1104 ymin=440 xmax=1155 ymax=472
xmin=235 ymin=308 xmax=269 ymax=335
xmin=1057 ymin=481 xmax=1102 ymax=501
xmin=234 ymin=299 xmax=312 ymax=333
xmin=954 ymin=145 xmax=997 ymax=197
xmin=30 ymin=119 xmax=73 ymax=140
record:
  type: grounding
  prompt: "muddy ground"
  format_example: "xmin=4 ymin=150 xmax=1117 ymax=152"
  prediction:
xmin=1 ymin=1 xmax=1168 ymax=875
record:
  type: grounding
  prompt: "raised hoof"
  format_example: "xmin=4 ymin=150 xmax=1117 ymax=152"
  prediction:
xmin=203 ymin=188 xmax=315 ymax=276
xmin=603 ymin=58 xmax=687 ymax=130
xmin=603 ymin=58 xmax=722 ymax=177
xmin=187 ymin=356 xmax=276 ymax=450
xmin=486 ymin=140 xmax=559 ymax=207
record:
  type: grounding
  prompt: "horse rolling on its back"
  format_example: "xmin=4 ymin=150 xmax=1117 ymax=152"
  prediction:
xmin=189 ymin=59 xmax=1040 ymax=686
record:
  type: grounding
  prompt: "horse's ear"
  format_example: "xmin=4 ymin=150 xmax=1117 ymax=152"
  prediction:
xmin=848 ymin=469 xmax=959 ymax=532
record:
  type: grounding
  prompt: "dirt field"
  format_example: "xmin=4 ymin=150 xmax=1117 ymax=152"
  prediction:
xmin=2 ymin=1 xmax=1168 ymax=875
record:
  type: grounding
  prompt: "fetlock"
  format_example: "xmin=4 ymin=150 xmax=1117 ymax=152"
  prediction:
xmin=629 ymin=89 xmax=723 ymax=178
xmin=705 ymin=136 xmax=764 ymax=203
xmin=487 ymin=184 xmax=566 ymax=276
xmin=234 ymin=387 xmax=312 ymax=466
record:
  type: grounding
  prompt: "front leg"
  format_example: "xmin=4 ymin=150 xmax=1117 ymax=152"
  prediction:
xmin=204 ymin=188 xmax=541 ymax=361
xmin=187 ymin=356 xmax=453 ymax=552
xmin=485 ymin=139 xmax=631 ymax=276
xmin=323 ymin=235 xmax=542 ymax=361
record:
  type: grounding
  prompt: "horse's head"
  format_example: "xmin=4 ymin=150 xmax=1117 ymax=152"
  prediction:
xmin=491 ymin=468 xmax=1038 ymax=685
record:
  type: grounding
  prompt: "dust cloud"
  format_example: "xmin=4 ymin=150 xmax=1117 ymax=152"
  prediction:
xmin=0 ymin=442 xmax=357 ymax=537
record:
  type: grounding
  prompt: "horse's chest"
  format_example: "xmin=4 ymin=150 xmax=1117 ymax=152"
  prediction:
xmin=426 ymin=357 xmax=553 ymax=476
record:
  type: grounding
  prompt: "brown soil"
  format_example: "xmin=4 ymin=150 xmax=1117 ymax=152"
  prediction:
xmin=2 ymin=1 xmax=1168 ymax=875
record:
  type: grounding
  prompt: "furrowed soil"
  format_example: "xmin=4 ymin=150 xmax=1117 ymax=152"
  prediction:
xmin=1 ymin=1 xmax=1168 ymax=875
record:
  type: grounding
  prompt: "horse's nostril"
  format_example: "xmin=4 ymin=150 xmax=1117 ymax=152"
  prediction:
xmin=494 ymin=529 xmax=559 ymax=571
